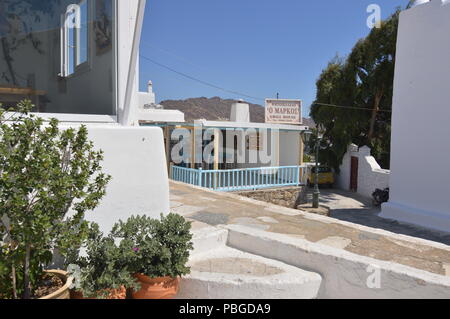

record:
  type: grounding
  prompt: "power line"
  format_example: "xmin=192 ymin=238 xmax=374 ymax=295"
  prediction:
xmin=140 ymin=42 xmax=208 ymax=71
xmin=140 ymin=54 xmax=392 ymax=114
xmin=312 ymin=102 xmax=392 ymax=113
xmin=139 ymin=54 xmax=265 ymax=102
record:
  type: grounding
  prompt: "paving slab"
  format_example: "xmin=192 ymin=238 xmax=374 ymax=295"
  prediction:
xmin=171 ymin=181 xmax=450 ymax=277
xmin=225 ymin=224 xmax=450 ymax=299
xmin=310 ymin=188 xmax=450 ymax=246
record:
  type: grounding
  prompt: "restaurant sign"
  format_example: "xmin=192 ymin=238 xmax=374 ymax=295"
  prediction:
xmin=265 ymin=99 xmax=302 ymax=125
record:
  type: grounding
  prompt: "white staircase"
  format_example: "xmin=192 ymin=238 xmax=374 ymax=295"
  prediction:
xmin=178 ymin=222 xmax=322 ymax=299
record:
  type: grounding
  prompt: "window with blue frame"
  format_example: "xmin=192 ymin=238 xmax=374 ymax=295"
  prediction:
xmin=62 ymin=0 xmax=89 ymax=77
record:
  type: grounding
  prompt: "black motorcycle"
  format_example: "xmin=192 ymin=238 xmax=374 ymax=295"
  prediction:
xmin=372 ymin=188 xmax=390 ymax=207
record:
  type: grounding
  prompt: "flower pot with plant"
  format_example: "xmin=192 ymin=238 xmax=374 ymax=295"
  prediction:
xmin=37 ymin=270 xmax=74 ymax=300
xmin=0 ymin=101 xmax=110 ymax=299
xmin=68 ymin=223 xmax=141 ymax=299
xmin=111 ymin=213 xmax=193 ymax=299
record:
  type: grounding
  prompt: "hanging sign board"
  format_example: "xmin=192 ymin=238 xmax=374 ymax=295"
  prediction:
xmin=265 ymin=99 xmax=302 ymax=125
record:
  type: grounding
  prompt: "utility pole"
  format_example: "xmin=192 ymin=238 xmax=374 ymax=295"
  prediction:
xmin=313 ymin=133 xmax=322 ymax=208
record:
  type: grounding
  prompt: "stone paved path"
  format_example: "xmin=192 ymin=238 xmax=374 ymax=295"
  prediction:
xmin=171 ymin=181 xmax=450 ymax=277
xmin=305 ymin=188 xmax=450 ymax=246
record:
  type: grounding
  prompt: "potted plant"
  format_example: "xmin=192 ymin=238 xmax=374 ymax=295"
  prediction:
xmin=111 ymin=213 xmax=193 ymax=299
xmin=0 ymin=101 xmax=111 ymax=299
xmin=68 ymin=223 xmax=140 ymax=299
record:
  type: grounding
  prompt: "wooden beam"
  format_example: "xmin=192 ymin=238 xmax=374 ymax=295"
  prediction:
xmin=273 ymin=130 xmax=280 ymax=167
xmin=164 ymin=126 xmax=171 ymax=173
xmin=214 ymin=129 xmax=220 ymax=171
xmin=299 ymin=136 xmax=304 ymax=166
xmin=299 ymin=136 xmax=305 ymax=183
xmin=0 ymin=87 xmax=46 ymax=95
xmin=191 ymin=128 xmax=196 ymax=169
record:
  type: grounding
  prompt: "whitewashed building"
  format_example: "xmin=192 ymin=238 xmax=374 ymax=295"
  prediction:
xmin=0 ymin=0 xmax=176 ymax=231
xmin=143 ymin=100 xmax=310 ymax=192
xmin=380 ymin=0 xmax=450 ymax=232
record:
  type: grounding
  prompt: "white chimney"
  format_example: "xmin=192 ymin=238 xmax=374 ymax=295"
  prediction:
xmin=147 ymin=80 xmax=153 ymax=93
xmin=230 ymin=100 xmax=250 ymax=123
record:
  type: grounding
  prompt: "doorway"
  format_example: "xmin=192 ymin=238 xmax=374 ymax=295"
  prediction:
xmin=350 ymin=156 xmax=359 ymax=192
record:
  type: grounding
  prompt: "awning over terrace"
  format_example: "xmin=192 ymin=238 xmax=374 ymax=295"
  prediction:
xmin=194 ymin=119 xmax=309 ymax=132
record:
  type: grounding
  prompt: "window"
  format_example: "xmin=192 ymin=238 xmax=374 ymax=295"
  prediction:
xmin=78 ymin=1 xmax=88 ymax=65
xmin=61 ymin=1 xmax=89 ymax=77
xmin=247 ymin=132 xmax=262 ymax=151
xmin=1 ymin=0 xmax=115 ymax=117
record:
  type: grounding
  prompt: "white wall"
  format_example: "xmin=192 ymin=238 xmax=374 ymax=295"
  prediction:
xmin=338 ymin=144 xmax=390 ymax=198
xmin=131 ymin=73 xmax=185 ymax=123
xmin=235 ymin=129 xmax=280 ymax=169
xmin=337 ymin=144 xmax=358 ymax=191
xmin=117 ymin=0 xmax=145 ymax=125
xmin=1 ymin=1 xmax=171 ymax=233
xmin=223 ymin=129 xmax=301 ymax=169
xmin=279 ymin=131 xmax=301 ymax=167
xmin=380 ymin=0 xmax=450 ymax=232
xmin=63 ymin=125 xmax=170 ymax=233
xmin=82 ymin=0 xmax=172 ymax=232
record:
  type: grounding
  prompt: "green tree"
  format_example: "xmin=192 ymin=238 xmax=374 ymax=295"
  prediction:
xmin=0 ymin=100 xmax=111 ymax=299
xmin=311 ymin=10 xmax=400 ymax=170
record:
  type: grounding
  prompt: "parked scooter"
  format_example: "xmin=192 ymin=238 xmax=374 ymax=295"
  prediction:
xmin=372 ymin=188 xmax=390 ymax=207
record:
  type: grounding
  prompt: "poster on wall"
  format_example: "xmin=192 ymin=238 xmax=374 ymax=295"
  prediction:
xmin=265 ymin=99 xmax=302 ymax=125
xmin=95 ymin=0 xmax=113 ymax=55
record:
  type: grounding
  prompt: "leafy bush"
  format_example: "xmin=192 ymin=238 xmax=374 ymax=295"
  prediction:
xmin=70 ymin=223 xmax=140 ymax=299
xmin=0 ymin=101 xmax=111 ymax=299
xmin=111 ymin=214 xmax=194 ymax=278
xmin=70 ymin=214 xmax=193 ymax=297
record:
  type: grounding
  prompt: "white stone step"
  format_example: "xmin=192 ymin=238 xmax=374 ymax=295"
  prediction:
xmin=177 ymin=246 xmax=322 ymax=299
xmin=190 ymin=221 xmax=229 ymax=255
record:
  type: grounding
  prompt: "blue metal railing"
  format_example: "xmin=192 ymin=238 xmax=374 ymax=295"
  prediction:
xmin=171 ymin=165 xmax=309 ymax=192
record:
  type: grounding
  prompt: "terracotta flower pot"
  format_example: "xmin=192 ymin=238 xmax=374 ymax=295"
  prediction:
xmin=39 ymin=270 xmax=73 ymax=300
xmin=132 ymin=274 xmax=180 ymax=299
xmin=70 ymin=286 xmax=127 ymax=299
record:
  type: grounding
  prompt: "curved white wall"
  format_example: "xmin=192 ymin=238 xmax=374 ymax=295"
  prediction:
xmin=380 ymin=0 xmax=450 ymax=231
xmin=64 ymin=125 xmax=170 ymax=233
xmin=337 ymin=145 xmax=389 ymax=198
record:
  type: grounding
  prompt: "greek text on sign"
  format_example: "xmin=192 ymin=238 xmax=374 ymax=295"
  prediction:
xmin=265 ymin=99 xmax=302 ymax=125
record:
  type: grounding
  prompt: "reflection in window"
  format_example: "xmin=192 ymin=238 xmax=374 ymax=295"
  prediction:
xmin=62 ymin=1 xmax=88 ymax=77
xmin=67 ymin=8 xmax=76 ymax=75
xmin=78 ymin=0 xmax=88 ymax=65
xmin=0 ymin=0 xmax=115 ymax=116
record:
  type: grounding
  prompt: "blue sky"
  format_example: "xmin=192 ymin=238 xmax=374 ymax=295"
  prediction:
xmin=139 ymin=0 xmax=408 ymax=117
